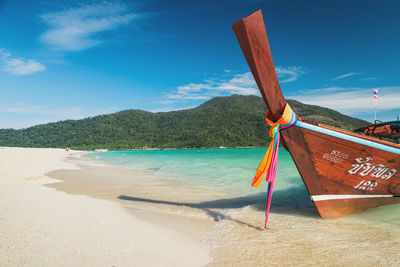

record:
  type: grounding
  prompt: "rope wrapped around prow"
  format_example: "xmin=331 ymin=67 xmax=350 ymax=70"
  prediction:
xmin=252 ymin=103 xmax=298 ymax=228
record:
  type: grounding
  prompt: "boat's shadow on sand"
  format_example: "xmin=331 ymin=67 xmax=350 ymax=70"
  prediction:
xmin=119 ymin=186 xmax=318 ymax=230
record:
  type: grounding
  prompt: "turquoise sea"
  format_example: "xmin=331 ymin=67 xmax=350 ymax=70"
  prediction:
xmin=87 ymin=148 xmax=305 ymax=196
xmin=85 ymin=148 xmax=400 ymax=265
xmin=86 ymin=148 xmax=314 ymax=214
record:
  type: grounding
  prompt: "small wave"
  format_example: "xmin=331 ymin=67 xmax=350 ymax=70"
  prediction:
xmin=146 ymin=167 xmax=161 ymax=171
xmin=68 ymin=159 xmax=104 ymax=167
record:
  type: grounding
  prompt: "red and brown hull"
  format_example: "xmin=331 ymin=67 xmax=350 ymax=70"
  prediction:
xmin=283 ymin=124 xmax=400 ymax=218
xmin=232 ymin=10 xmax=400 ymax=218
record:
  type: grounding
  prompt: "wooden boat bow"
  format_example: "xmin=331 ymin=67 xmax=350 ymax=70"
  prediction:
xmin=232 ymin=10 xmax=400 ymax=219
xmin=232 ymin=10 xmax=285 ymax=122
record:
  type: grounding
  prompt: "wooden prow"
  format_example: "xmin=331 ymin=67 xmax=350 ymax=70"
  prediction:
xmin=232 ymin=10 xmax=286 ymax=122
xmin=232 ymin=10 xmax=400 ymax=219
xmin=232 ymin=9 xmax=325 ymax=201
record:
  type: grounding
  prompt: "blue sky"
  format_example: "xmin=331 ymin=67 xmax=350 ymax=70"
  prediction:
xmin=0 ymin=0 xmax=399 ymax=129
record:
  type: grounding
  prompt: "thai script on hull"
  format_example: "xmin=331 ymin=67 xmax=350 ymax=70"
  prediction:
xmin=348 ymin=157 xmax=397 ymax=180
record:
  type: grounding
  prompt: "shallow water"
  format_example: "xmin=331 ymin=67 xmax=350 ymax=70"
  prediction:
xmin=86 ymin=148 xmax=304 ymax=196
xmin=85 ymin=148 xmax=400 ymax=266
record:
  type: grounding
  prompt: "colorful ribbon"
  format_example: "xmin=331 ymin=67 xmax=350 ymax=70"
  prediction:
xmin=252 ymin=103 xmax=298 ymax=228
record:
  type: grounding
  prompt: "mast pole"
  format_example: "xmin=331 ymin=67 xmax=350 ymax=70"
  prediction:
xmin=373 ymin=87 xmax=378 ymax=124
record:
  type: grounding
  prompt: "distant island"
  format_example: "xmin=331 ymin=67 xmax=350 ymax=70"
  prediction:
xmin=0 ymin=95 xmax=368 ymax=150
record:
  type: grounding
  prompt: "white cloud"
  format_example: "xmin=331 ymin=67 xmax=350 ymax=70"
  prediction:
xmin=0 ymin=103 xmax=84 ymax=116
xmin=0 ymin=49 xmax=46 ymax=75
xmin=275 ymin=66 xmax=304 ymax=83
xmin=331 ymin=72 xmax=357 ymax=80
xmin=157 ymin=100 xmax=174 ymax=105
xmin=39 ymin=1 xmax=138 ymax=51
xmin=167 ymin=66 xmax=303 ymax=101
xmin=0 ymin=103 xmax=120 ymax=129
xmin=150 ymin=105 xmax=196 ymax=113
xmin=362 ymin=77 xmax=378 ymax=81
xmin=166 ymin=72 xmax=258 ymax=100
xmin=288 ymin=86 xmax=400 ymax=114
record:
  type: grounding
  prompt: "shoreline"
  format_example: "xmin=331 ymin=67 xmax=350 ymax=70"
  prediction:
xmin=78 ymin=149 xmax=400 ymax=266
xmin=46 ymin=162 xmax=216 ymax=242
xmin=1 ymin=145 xmax=267 ymax=151
xmin=0 ymin=147 xmax=212 ymax=266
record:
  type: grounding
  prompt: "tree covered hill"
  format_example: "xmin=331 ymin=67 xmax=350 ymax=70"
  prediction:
xmin=0 ymin=95 xmax=369 ymax=150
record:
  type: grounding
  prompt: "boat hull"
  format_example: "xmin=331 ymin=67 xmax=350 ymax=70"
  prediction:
xmin=283 ymin=124 xmax=400 ymax=218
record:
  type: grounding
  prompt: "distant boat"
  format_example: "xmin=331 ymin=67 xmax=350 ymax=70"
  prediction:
xmin=94 ymin=149 xmax=108 ymax=152
xmin=233 ymin=10 xmax=400 ymax=218
xmin=355 ymin=120 xmax=400 ymax=143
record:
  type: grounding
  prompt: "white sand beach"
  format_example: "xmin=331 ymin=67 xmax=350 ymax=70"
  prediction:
xmin=2 ymin=147 xmax=399 ymax=267
xmin=0 ymin=147 xmax=211 ymax=266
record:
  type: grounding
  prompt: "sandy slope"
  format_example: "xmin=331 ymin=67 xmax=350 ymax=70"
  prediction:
xmin=0 ymin=147 xmax=211 ymax=266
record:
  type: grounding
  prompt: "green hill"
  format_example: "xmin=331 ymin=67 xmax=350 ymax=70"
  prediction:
xmin=0 ymin=95 xmax=369 ymax=150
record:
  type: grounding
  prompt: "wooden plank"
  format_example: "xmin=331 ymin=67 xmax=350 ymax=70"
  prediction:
xmin=319 ymin=123 xmax=400 ymax=149
xmin=232 ymin=10 xmax=285 ymax=122
xmin=314 ymin=197 xmax=400 ymax=219
xmin=303 ymin=128 xmax=400 ymax=161
xmin=280 ymin=126 xmax=324 ymax=195
xmin=302 ymin=128 xmax=400 ymax=196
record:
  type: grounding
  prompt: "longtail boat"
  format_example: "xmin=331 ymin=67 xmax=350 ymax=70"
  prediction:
xmin=232 ymin=10 xmax=400 ymax=220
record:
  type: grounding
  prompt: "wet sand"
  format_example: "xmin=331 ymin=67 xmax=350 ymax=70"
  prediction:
xmin=47 ymin=164 xmax=216 ymax=241
xmin=47 ymin=153 xmax=400 ymax=266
